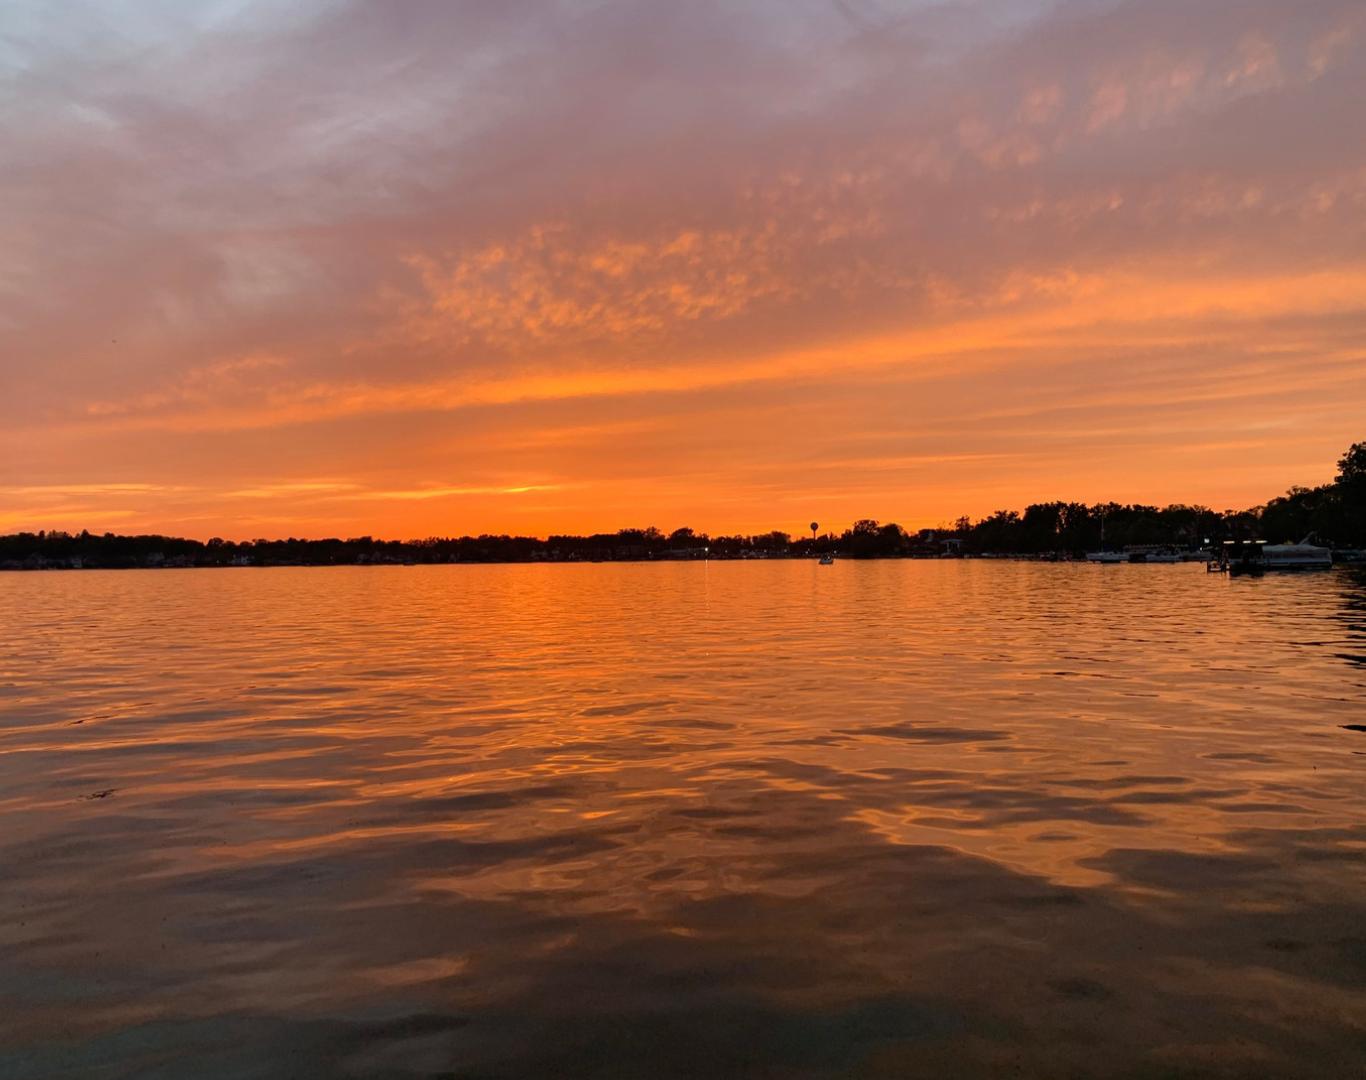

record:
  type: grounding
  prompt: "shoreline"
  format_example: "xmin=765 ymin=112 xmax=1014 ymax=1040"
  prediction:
xmin=7 ymin=555 xmax=1357 ymax=572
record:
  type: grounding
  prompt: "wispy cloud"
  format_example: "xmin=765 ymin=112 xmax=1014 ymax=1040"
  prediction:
xmin=365 ymin=484 xmax=565 ymax=501
xmin=0 ymin=483 xmax=186 ymax=497
xmin=224 ymin=480 xmax=360 ymax=499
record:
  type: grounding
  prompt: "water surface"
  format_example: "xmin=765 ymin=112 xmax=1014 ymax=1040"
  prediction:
xmin=2 ymin=562 xmax=1364 ymax=1077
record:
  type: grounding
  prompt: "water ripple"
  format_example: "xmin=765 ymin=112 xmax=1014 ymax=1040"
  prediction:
xmin=2 ymin=562 xmax=1364 ymax=1077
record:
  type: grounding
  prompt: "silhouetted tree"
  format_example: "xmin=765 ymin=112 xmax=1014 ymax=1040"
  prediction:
xmin=5 ymin=440 xmax=1364 ymax=568
xmin=1338 ymin=442 xmax=1366 ymax=488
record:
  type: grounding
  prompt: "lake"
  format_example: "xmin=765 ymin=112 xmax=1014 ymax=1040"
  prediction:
xmin=2 ymin=561 xmax=1364 ymax=1077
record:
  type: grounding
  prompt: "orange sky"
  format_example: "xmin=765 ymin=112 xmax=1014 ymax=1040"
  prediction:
xmin=3 ymin=0 xmax=1365 ymax=539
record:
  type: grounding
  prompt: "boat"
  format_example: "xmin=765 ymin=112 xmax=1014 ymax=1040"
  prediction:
xmin=1125 ymin=546 xmax=1183 ymax=563
xmin=819 ymin=554 xmax=835 ymax=565
xmin=1086 ymin=511 xmax=1125 ymax=563
xmin=1261 ymin=542 xmax=1333 ymax=570
xmin=1214 ymin=538 xmax=1333 ymax=574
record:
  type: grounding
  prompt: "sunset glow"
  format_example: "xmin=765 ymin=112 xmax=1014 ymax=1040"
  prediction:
xmin=5 ymin=0 xmax=1365 ymax=538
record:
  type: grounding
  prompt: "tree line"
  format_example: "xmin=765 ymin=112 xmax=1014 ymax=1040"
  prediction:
xmin=4 ymin=441 xmax=1363 ymax=569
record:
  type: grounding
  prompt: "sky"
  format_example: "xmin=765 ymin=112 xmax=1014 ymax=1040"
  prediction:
xmin=2 ymin=0 xmax=1365 ymax=540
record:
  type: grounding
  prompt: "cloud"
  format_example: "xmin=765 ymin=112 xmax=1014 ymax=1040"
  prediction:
xmin=2 ymin=0 xmax=1364 ymax=536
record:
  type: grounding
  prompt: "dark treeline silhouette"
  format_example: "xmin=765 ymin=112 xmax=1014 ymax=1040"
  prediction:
xmin=953 ymin=442 xmax=1364 ymax=556
xmin=4 ymin=442 xmax=1364 ymax=569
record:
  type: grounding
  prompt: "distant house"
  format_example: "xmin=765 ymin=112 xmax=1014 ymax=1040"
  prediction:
xmin=913 ymin=529 xmax=962 ymax=556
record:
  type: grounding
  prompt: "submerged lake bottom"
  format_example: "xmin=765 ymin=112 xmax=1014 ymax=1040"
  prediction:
xmin=1 ymin=561 xmax=1364 ymax=1078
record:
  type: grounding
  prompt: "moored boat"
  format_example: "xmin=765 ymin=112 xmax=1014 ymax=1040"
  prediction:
xmin=1215 ymin=538 xmax=1333 ymax=574
xmin=1261 ymin=542 xmax=1333 ymax=570
xmin=1125 ymin=545 xmax=1184 ymax=563
xmin=1086 ymin=511 xmax=1126 ymax=563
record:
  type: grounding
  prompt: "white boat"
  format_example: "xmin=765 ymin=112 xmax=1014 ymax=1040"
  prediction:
xmin=1086 ymin=511 xmax=1125 ymax=563
xmin=1218 ymin=538 xmax=1333 ymax=574
xmin=1261 ymin=543 xmax=1332 ymax=570
xmin=1127 ymin=547 xmax=1183 ymax=563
